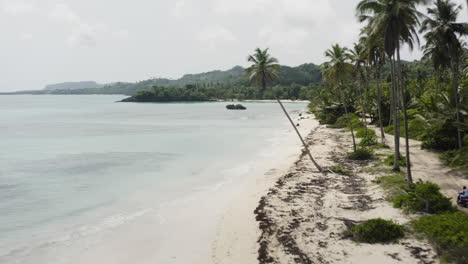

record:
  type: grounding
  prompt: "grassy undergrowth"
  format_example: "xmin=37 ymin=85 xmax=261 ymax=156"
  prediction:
xmin=413 ymin=212 xmax=468 ymax=264
xmin=374 ymin=166 xmax=466 ymax=263
xmin=328 ymin=165 xmax=353 ymax=175
xmin=440 ymin=147 xmax=468 ymax=177
xmin=347 ymin=148 xmax=374 ymax=160
xmin=345 ymin=218 xmax=405 ymax=244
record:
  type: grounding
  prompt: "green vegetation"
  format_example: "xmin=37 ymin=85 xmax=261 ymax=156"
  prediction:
xmin=308 ymin=0 xmax=468 ymax=260
xmin=345 ymin=218 xmax=405 ymax=243
xmin=393 ymin=181 xmax=454 ymax=214
xmin=413 ymin=212 xmax=468 ymax=264
xmin=359 ymin=134 xmax=378 ymax=147
xmin=356 ymin=128 xmax=376 ymax=138
xmin=440 ymin=147 xmax=468 ymax=175
xmin=384 ymin=154 xmax=407 ymax=167
xmin=347 ymin=148 xmax=374 ymax=160
xmin=308 ymin=0 xmax=468 ymax=177
xmin=328 ymin=165 xmax=353 ymax=175
xmin=4 ymin=64 xmax=322 ymax=100
xmin=373 ymin=173 xmax=410 ymax=200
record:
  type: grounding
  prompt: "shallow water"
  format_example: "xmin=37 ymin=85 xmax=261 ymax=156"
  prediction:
xmin=0 ymin=95 xmax=306 ymax=262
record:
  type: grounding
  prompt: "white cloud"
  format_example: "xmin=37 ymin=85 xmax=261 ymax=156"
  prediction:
xmin=280 ymin=0 xmax=335 ymax=24
xmin=49 ymin=3 xmax=80 ymax=24
xmin=213 ymin=0 xmax=269 ymax=15
xmin=113 ymin=30 xmax=129 ymax=40
xmin=1 ymin=0 xmax=33 ymax=15
xmin=198 ymin=26 xmax=236 ymax=48
xmin=172 ymin=0 xmax=204 ymax=18
xmin=21 ymin=33 xmax=33 ymax=40
xmin=259 ymin=25 xmax=309 ymax=48
xmin=67 ymin=23 xmax=98 ymax=47
xmin=213 ymin=0 xmax=335 ymax=23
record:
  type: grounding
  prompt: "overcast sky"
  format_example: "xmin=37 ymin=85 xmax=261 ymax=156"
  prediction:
xmin=1 ymin=0 xmax=467 ymax=91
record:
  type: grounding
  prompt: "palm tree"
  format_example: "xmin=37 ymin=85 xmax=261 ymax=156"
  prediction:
xmin=356 ymin=0 xmax=426 ymax=184
xmin=348 ymin=42 xmax=370 ymax=130
xmin=246 ymin=48 xmax=281 ymax=96
xmin=420 ymin=0 xmax=468 ymax=149
xmin=322 ymin=44 xmax=357 ymax=151
xmin=361 ymin=29 xmax=387 ymax=144
xmin=246 ymin=48 xmax=324 ymax=173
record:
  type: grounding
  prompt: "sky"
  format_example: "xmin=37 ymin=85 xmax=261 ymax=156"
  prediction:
xmin=1 ymin=0 xmax=467 ymax=91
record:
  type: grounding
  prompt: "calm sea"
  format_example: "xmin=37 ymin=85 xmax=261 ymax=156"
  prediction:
xmin=0 ymin=95 xmax=306 ymax=263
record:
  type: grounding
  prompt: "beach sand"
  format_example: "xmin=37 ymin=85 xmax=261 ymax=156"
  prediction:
xmin=212 ymin=112 xmax=318 ymax=264
xmin=213 ymin=115 xmax=467 ymax=263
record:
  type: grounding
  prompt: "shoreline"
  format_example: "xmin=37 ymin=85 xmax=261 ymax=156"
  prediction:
xmin=216 ymin=114 xmax=458 ymax=263
xmin=212 ymin=112 xmax=319 ymax=263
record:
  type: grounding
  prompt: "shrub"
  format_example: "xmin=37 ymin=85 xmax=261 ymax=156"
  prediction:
xmin=346 ymin=218 xmax=404 ymax=243
xmin=329 ymin=165 xmax=352 ymax=175
xmin=347 ymin=148 xmax=374 ymax=160
xmin=350 ymin=116 xmax=365 ymax=130
xmin=393 ymin=181 xmax=454 ymax=214
xmin=441 ymin=147 xmax=468 ymax=175
xmin=375 ymin=173 xmax=411 ymax=200
xmin=332 ymin=113 xmax=362 ymax=129
xmin=332 ymin=115 xmax=349 ymax=128
xmin=421 ymin=121 xmax=459 ymax=151
xmin=359 ymin=134 xmax=378 ymax=147
xmin=408 ymin=119 xmax=428 ymax=140
xmin=384 ymin=124 xmax=394 ymax=134
xmin=384 ymin=154 xmax=407 ymax=167
xmin=316 ymin=105 xmax=346 ymax=125
xmin=356 ymin=128 xmax=376 ymax=138
xmin=413 ymin=212 xmax=468 ymax=264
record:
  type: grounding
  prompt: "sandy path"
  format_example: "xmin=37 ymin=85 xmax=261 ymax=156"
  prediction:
xmin=254 ymin=124 xmax=438 ymax=264
xmin=375 ymin=129 xmax=468 ymax=204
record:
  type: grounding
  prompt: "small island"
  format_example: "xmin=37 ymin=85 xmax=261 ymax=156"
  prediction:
xmin=226 ymin=104 xmax=247 ymax=110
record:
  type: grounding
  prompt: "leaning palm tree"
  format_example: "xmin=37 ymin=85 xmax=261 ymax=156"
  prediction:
xmin=357 ymin=0 xmax=427 ymax=184
xmin=246 ymin=48 xmax=323 ymax=173
xmin=322 ymin=44 xmax=357 ymax=151
xmin=420 ymin=0 xmax=468 ymax=149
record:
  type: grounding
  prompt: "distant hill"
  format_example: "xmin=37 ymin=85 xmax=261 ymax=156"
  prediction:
xmin=0 ymin=63 xmax=322 ymax=95
xmin=44 ymin=81 xmax=103 ymax=91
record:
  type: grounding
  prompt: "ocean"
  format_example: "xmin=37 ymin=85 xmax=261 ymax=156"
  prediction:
xmin=0 ymin=95 xmax=307 ymax=263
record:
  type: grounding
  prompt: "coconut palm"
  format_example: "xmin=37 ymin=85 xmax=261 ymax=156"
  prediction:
xmin=322 ymin=44 xmax=357 ymax=151
xmin=246 ymin=48 xmax=323 ymax=173
xmin=246 ymin=48 xmax=281 ymax=95
xmin=420 ymin=0 xmax=468 ymax=148
xmin=348 ymin=42 xmax=370 ymax=130
xmin=361 ymin=28 xmax=387 ymax=143
xmin=356 ymin=0 xmax=426 ymax=184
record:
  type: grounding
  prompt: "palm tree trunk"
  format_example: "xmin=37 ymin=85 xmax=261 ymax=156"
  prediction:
xmin=376 ymin=69 xmax=385 ymax=144
xmin=261 ymin=71 xmax=267 ymax=98
xmin=390 ymin=55 xmax=400 ymax=171
xmin=397 ymin=46 xmax=413 ymax=185
xmin=388 ymin=83 xmax=394 ymax=127
xmin=360 ymin=71 xmax=368 ymax=132
xmin=452 ymin=60 xmax=463 ymax=149
xmin=274 ymin=96 xmax=324 ymax=174
xmin=340 ymin=83 xmax=357 ymax=151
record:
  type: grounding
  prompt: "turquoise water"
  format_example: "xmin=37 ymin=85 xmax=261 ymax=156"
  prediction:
xmin=0 ymin=95 xmax=306 ymax=262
